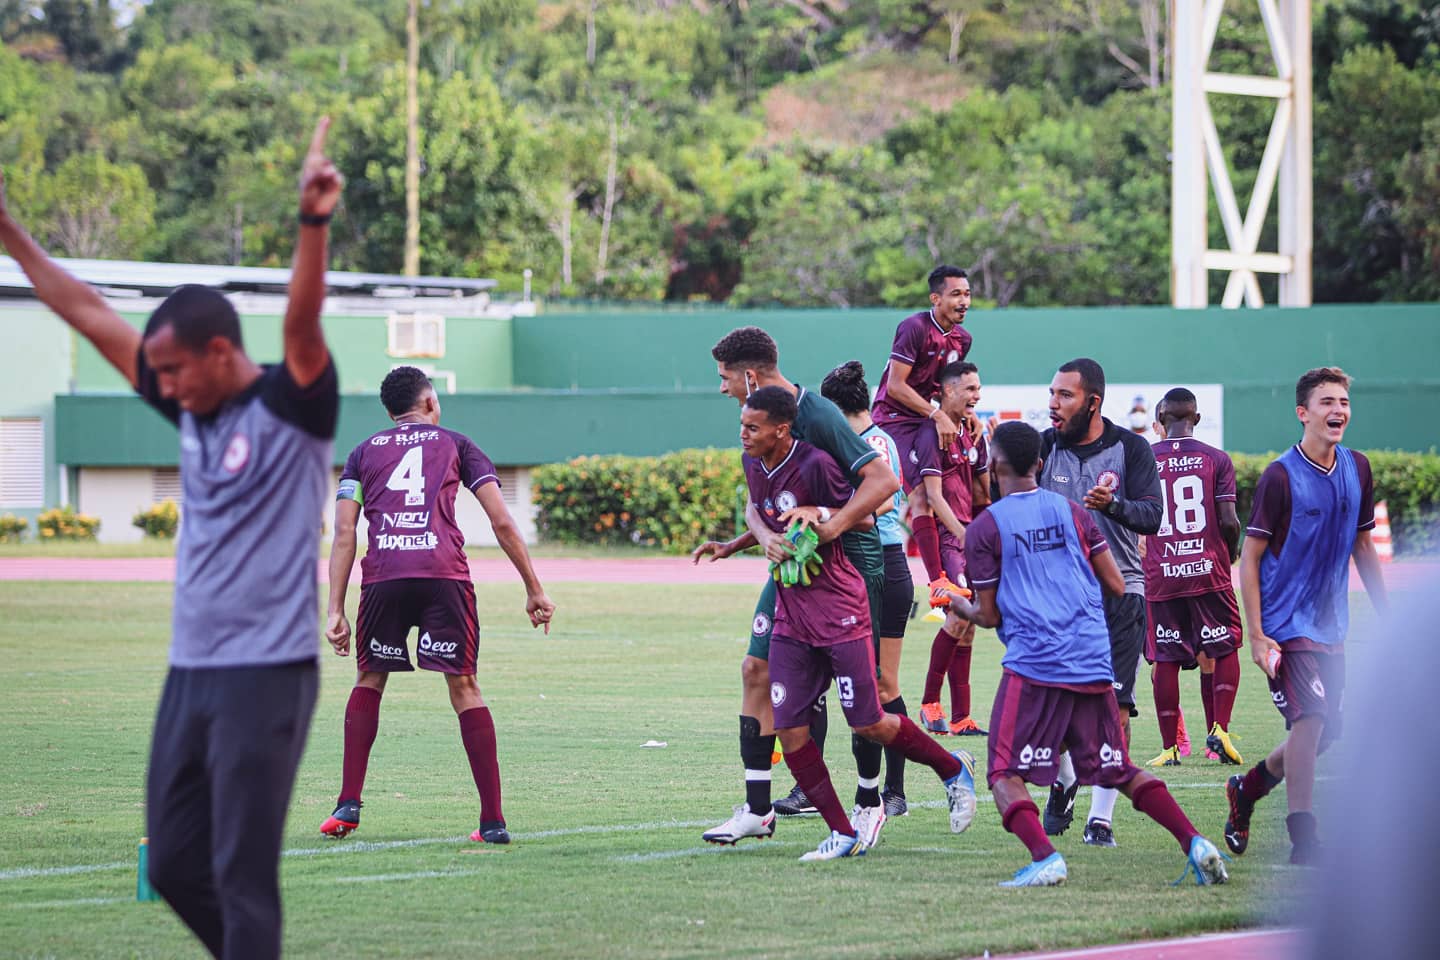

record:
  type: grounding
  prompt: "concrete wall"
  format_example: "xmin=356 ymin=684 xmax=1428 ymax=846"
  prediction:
xmin=0 ymin=308 xmax=72 ymax=519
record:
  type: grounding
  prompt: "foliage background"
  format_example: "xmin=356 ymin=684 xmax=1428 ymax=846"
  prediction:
xmin=1 ymin=0 xmax=1437 ymax=306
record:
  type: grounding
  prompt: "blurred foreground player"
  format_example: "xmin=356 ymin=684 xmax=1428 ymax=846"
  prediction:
xmin=1226 ymin=367 xmax=1387 ymax=865
xmin=739 ymin=387 xmax=976 ymax=860
xmin=0 ymin=121 xmax=341 ymax=958
xmin=945 ymin=422 xmax=1228 ymax=888
xmin=320 ymin=366 xmax=555 ymax=844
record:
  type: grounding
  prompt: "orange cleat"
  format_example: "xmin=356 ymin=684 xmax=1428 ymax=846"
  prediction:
xmin=919 ymin=701 xmax=948 ymax=734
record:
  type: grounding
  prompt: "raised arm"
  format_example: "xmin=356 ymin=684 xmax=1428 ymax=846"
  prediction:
xmin=0 ymin=169 xmax=140 ymax=386
xmin=285 ymin=117 xmax=344 ymax=388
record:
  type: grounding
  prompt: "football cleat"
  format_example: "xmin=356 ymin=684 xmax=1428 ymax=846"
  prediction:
xmin=702 ymin=803 xmax=777 ymax=845
xmin=470 ymin=821 xmax=511 ymax=844
xmin=949 ymin=716 xmax=988 ymax=736
xmin=1147 ymin=745 xmax=1182 ymax=767
xmin=1174 ymin=835 xmax=1229 ymax=885
xmin=882 ymin=788 xmax=909 ymax=817
xmin=1207 ymin=724 xmax=1244 ymax=765
xmin=1289 ymin=840 xmax=1323 ymax=866
xmin=1223 ymin=774 xmax=1252 ymax=856
xmin=919 ymin=702 xmax=948 ymax=734
xmin=319 ymin=799 xmax=362 ymax=839
xmin=798 ymin=830 xmax=864 ymax=861
xmin=999 ymin=851 xmax=1068 ymax=888
xmin=850 ymin=804 xmax=888 ymax=850
xmin=928 ymin=576 xmax=962 ymax=609
xmin=1043 ymin=781 xmax=1079 ymax=836
xmin=1176 ymin=711 xmax=1192 ymax=757
xmin=1205 ymin=748 xmax=1221 ymax=761
xmin=772 ymin=785 xmax=817 ymax=816
xmin=1082 ymin=818 xmax=1117 ymax=847
xmin=944 ymin=749 xmax=978 ymax=834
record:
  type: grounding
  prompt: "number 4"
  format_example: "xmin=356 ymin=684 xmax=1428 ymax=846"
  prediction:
xmin=386 ymin=447 xmax=426 ymax=505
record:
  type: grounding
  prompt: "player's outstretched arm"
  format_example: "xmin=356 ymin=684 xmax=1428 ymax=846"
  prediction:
xmin=474 ymin=483 xmax=555 ymax=633
xmin=0 ymin=168 xmax=140 ymax=387
xmin=948 ymin=587 xmax=998 ymax=629
xmin=1238 ymin=534 xmax=1280 ymax=675
xmin=691 ymin=530 xmax=758 ymax=563
xmin=326 ymin=498 xmax=361 ymax=655
xmin=1351 ymin=529 xmax=1390 ymax=619
xmin=284 ymin=117 xmax=343 ymax=388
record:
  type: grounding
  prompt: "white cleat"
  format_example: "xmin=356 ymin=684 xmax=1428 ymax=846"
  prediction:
xmin=850 ymin=804 xmax=888 ymax=851
xmin=701 ymin=803 xmax=776 ymax=845
xmin=799 ymin=830 xmax=865 ymax=861
xmin=945 ymin=749 xmax=978 ymax=834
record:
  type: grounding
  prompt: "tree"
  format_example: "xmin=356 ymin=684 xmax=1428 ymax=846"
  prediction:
xmin=33 ymin=152 xmax=157 ymax=258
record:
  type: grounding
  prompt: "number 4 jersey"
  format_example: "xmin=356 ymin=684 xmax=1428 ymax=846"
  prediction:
xmin=1143 ymin=436 xmax=1236 ymax=600
xmin=338 ymin=423 xmax=500 ymax=584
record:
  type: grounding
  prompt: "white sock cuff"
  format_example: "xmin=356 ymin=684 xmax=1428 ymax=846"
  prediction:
xmin=857 ymin=776 xmax=880 ymax=790
xmin=745 ymin=769 xmax=773 ymax=782
xmin=1057 ymin=752 xmax=1077 ymax=789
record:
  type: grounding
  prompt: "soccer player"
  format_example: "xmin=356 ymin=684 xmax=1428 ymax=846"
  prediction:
xmin=0 ymin=121 xmax=341 ymax=958
xmin=919 ymin=361 xmax=991 ymax=737
xmin=1225 ymin=367 xmax=1388 ymax=865
xmin=820 ymin=360 xmax=914 ymax=817
xmin=1036 ymin=358 xmax=1162 ymax=847
xmin=1143 ymin=388 xmax=1244 ymax=768
xmin=692 ymin=328 xmax=898 ymax=845
xmin=319 ymin=366 xmax=555 ymax=844
xmin=945 ymin=422 xmax=1228 ymax=888
xmin=739 ymin=387 xmax=977 ymax=860
xmin=871 ymin=265 xmax=974 ymax=607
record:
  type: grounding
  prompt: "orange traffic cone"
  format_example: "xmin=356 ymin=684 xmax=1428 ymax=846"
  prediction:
xmin=1373 ymin=500 xmax=1394 ymax=562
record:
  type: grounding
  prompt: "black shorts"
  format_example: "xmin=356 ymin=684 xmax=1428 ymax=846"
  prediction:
xmin=356 ymin=578 xmax=479 ymax=675
xmin=1104 ymin=592 xmax=1146 ymax=715
xmin=879 ymin=543 xmax=914 ymax=639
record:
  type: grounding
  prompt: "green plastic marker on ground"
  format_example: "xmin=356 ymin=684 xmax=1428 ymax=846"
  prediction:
xmin=136 ymin=837 xmax=160 ymax=902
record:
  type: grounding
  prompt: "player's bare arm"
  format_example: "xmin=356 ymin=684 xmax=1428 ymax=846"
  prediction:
xmin=778 ymin=505 xmax=875 ymax=540
xmin=885 ymin=358 xmax=958 ymax=449
xmin=326 ymin=498 xmax=362 ymax=655
xmin=475 ymin=483 xmax=555 ymax=633
xmin=947 ymin=587 xmax=999 ymax=629
xmin=1218 ymin=500 xmax=1242 ymax=563
xmin=690 ymin=530 xmax=758 ymax=564
xmin=1350 ymin=528 xmax=1390 ymax=619
xmin=0 ymin=167 xmax=141 ymax=386
xmin=284 ymin=116 xmax=344 ymax=388
xmin=1238 ymin=534 xmax=1281 ymax=675
xmin=1088 ymin=546 xmax=1125 ymax=597
xmin=804 ymin=457 xmax=899 ymax=545
xmin=923 ymin=474 xmax=965 ymax=543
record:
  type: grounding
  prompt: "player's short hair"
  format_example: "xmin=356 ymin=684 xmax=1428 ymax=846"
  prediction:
xmin=380 ymin=366 xmax=434 ymax=416
xmin=1057 ymin=357 xmax=1106 ymax=400
xmin=992 ymin=421 xmax=1042 ymax=476
xmin=1296 ymin=366 xmax=1352 ymax=407
xmin=941 ymin=360 xmax=978 ymax=383
xmin=1158 ymin=387 xmax=1197 ymax=423
xmin=928 ymin=264 xmax=968 ymax=295
xmin=143 ymin=285 xmax=243 ymax=351
xmin=745 ymin=385 xmax=797 ymax=425
xmin=712 ymin=326 xmax=778 ymax=369
xmin=820 ymin=360 xmax=870 ymax=415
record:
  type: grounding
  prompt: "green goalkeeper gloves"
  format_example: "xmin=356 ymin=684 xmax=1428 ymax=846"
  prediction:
xmin=769 ymin=521 xmax=824 ymax=588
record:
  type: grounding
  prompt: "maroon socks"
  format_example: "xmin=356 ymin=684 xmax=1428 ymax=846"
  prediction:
xmin=782 ymin=739 xmax=853 ymax=836
xmin=1153 ymin=660 xmax=1181 ymax=749
xmin=947 ymin=644 xmax=973 ymax=721
xmin=1212 ymin=653 xmax=1240 ymax=730
xmin=1131 ymin=777 xmax=1199 ymax=853
xmin=459 ymin=707 xmax=504 ymax=825
xmin=339 ymin=686 xmax=382 ymax=803
xmin=1002 ymin=799 xmax=1056 ymax=861
xmin=912 ymin=515 xmax=943 ymax=583
xmin=889 ymin=714 xmax=963 ymax=780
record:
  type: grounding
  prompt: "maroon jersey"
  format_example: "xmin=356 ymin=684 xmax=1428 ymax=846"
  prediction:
xmin=338 ymin=423 xmax=499 ymax=585
xmin=744 ymin=441 xmax=870 ymax=647
xmin=941 ymin=428 xmax=989 ymax=524
xmin=1143 ymin=437 xmax=1237 ymax=600
xmin=872 ymin=310 xmax=972 ymax=421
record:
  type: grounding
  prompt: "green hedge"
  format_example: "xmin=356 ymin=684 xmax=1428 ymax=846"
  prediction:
xmin=534 ymin=448 xmax=1440 ymax=556
xmin=532 ymin=448 xmax=744 ymax=553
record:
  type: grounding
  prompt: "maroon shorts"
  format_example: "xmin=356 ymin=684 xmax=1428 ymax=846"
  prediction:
xmin=769 ymin=633 xmax=884 ymax=730
xmin=1145 ymin=590 xmax=1242 ymax=664
xmin=356 ymin=578 xmax=479 ymax=675
xmin=987 ymin=670 xmax=1139 ymax=788
xmin=1269 ymin=647 xmax=1345 ymax=744
xmin=875 ymin=415 xmax=943 ymax=492
xmin=939 ymin=527 xmax=965 ymax=583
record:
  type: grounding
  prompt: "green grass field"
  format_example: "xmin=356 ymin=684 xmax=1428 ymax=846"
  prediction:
xmin=2 ymin=579 xmax=1370 ymax=959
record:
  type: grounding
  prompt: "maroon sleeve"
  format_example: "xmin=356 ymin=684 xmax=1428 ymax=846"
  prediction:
xmin=1069 ymin=500 xmax=1110 ymax=558
xmin=964 ymin=510 xmax=1002 ymax=588
xmin=340 ymin=444 xmax=362 ymax=483
xmin=1354 ymin=451 xmax=1375 ymax=530
xmin=1214 ymin=451 xmax=1237 ymax=502
xmin=454 ymin=432 xmax=499 ymax=492
xmin=974 ymin=434 xmax=989 ymax=474
xmin=1247 ymin=461 xmax=1290 ymax=541
xmin=889 ymin=315 xmax=926 ymax=365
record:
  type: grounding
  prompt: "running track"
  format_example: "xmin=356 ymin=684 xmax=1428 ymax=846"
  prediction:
xmin=0 ymin=555 xmax=1433 ymax=589
xmin=987 ymin=928 xmax=1299 ymax=960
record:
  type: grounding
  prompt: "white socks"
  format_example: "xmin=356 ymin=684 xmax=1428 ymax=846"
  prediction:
xmin=1089 ymin=786 xmax=1118 ymax=824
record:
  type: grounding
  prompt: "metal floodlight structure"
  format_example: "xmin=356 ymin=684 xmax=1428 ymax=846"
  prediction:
xmin=1172 ymin=0 xmax=1313 ymax=308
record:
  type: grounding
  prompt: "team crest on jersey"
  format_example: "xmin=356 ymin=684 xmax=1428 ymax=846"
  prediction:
xmin=909 ymin=449 xmax=919 ymax=464
xmin=866 ymin=435 xmax=893 ymax=465
xmin=946 ymin=349 xmax=960 ymax=363
xmin=770 ymin=682 xmax=787 ymax=707
xmin=776 ymin=490 xmax=798 ymax=513
xmin=762 ymin=498 xmax=775 ymax=517
xmin=752 ymin=613 xmax=772 ymax=638
xmin=1172 ymin=442 xmax=1181 ymax=451
xmin=1096 ymin=470 xmax=1120 ymax=491
xmin=370 ymin=435 xmax=391 ymax=446
xmin=221 ymin=433 xmax=250 ymax=474
xmin=1311 ymin=678 xmax=1326 ymax=699
xmin=966 ymin=446 xmax=979 ymax=465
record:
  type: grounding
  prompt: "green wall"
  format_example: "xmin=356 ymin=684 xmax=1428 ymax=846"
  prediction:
xmin=511 ymin=303 xmax=1440 ymax=453
xmin=0 ymin=308 xmax=72 ymax=515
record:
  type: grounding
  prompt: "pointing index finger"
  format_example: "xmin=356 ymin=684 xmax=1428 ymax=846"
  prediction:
xmin=307 ymin=116 xmax=332 ymax=158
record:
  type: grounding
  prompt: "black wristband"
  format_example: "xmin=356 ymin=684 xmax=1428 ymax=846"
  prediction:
xmin=299 ymin=210 xmax=332 ymax=226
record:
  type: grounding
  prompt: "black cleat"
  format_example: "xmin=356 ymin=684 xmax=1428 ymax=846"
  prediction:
xmin=882 ymin=788 xmax=908 ymax=817
xmin=471 ymin=820 xmax=511 ymax=844
xmin=1082 ymin=817 xmax=1117 ymax=847
xmin=1043 ymin=781 xmax=1079 ymax=836
xmin=773 ymin=785 xmax=818 ymax=816
xmin=1224 ymin=775 xmax=1252 ymax=856
xmin=320 ymin=799 xmax=362 ymax=838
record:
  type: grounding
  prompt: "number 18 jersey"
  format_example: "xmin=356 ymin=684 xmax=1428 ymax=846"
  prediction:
xmin=338 ymin=423 xmax=499 ymax=585
xmin=1143 ymin=436 xmax=1236 ymax=600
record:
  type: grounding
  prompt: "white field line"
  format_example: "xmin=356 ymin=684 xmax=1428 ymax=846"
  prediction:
xmin=5 ymin=896 xmax=132 ymax=909
xmin=613 ymin=842 xmax=790 ymax=864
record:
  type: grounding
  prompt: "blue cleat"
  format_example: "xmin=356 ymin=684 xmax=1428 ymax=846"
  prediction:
xmin=999 ymin=851 xmax=1068 ymax=888
xmin=944 ymin=749 xmax=978 ymax=833
xmin=1174 ymin=835 xmax=1230 ymax=885
xmin=799 ymin=830 xmax=865 ymax=861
